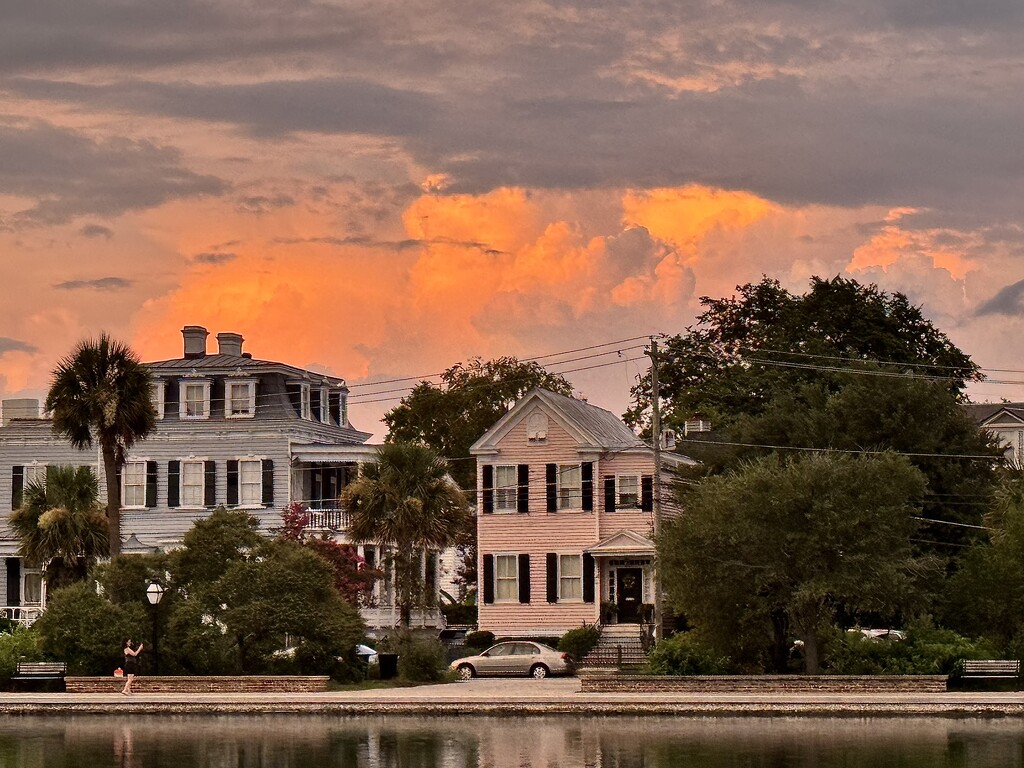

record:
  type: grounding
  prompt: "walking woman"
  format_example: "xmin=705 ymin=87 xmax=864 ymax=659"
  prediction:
xmin=121 ymin=639 xmax=143 ymax=695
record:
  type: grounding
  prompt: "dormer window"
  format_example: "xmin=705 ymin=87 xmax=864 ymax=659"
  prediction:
xmin=319 ymin=386 xmax=330 ymax=423
xmin=225 ymin=379 xmax=256 ymax=418
xmin=151 ymin=380 xmax=165 ymax=420
xmin=527 ymin=412 xmax=548 ymax=443
xmin=179 ymin=380 xmax=211 ymax=420
xmin=287 ymin=380 xmax=312 ymax=420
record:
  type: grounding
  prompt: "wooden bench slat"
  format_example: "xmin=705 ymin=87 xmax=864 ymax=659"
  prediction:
xmin=962 ymin=660 xmax=1019 ymax=678
xmin=14 ymin=662 xmax=67 ymax=679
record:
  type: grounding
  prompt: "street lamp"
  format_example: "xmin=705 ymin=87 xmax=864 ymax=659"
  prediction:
xmin=146 ymin=579 xmax=165 ymax=676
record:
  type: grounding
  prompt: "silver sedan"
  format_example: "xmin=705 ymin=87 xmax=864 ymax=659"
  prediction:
xmin=450 ymin=641 xmax=575 ymax=680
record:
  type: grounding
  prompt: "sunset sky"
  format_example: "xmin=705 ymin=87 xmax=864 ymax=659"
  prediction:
xmin=3 ymin=0 xmax=1024 ymax=438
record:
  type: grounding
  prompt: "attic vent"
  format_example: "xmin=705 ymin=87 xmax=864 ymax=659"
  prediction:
xmin=527 ymin=411 xmax=548 ymax=443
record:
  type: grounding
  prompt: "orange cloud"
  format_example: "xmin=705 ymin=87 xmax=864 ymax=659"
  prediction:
xmin=849 ymin=209 xmax=976 ymax=280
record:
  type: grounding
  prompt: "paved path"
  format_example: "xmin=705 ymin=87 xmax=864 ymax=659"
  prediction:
xmin=1 ymin=678 xmax=1023 ymax=716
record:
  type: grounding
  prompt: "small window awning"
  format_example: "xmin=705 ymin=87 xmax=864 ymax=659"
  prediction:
xmin=585 ymin=529 xmax=656 ymax=557
xmin=122 ymin=534 xmax=161 ymax=554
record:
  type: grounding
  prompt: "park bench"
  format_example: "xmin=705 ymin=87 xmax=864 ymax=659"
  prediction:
xmin=961 ymin=660 xmax=1020 ymax=679
xmin=13 ymin=661 xmax=67 ymax=681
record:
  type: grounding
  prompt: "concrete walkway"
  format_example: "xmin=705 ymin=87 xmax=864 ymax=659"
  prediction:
xmin=1 ymin=678 xmax=1023 ymax=716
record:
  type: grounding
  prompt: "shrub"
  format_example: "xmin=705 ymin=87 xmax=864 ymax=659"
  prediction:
xmin=645 ymin=631 xmax=730 ymax=675
xmin=397 ymin=635 xmax=448 ymax=682
xmin=558 ymin=625 xmax=600 ymax=661
xmin=0 ymin=625 xmax=42 ymax=685
xmin=464 ymin=631 xmax=495 ymax=653
xmin=824 ymin=625 xmax=998 ymax=675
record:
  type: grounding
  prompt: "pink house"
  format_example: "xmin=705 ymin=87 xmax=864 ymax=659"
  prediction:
xmin=470 ymin=388 xmax=694 ymax=637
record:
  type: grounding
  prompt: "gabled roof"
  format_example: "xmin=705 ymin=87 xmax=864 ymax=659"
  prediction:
xmin=471 ymin=388 xmax=647 ymax=454
xmin=965 ymin=402 xmax=1024 ymax=427
xmin=585 ymin=529 xmax=655 ymax=557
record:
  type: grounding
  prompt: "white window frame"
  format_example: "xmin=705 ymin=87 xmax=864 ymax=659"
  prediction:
xmin=495 ymin=553 xmax=519 ymax=603
xmin=558 ymin=464 xmax=582 ymax=510
xmin=494 ymin=465 xmax=518 ymax=512
xmin=179 ymin=380 xmax=211 ymax=420
xmin=22 ymin=564 xmax=43 ymax=606
xmin=23 ymin=462 xmax=47 ymax=489
xmin=238 ymin=458 xmax=262 ymax=507
xmin=616 ymin=475 xmax=641 ymax=508
xmin=558 ymin=554 xmax=583 ymax=602
xmin=318 ymin=386 xmax=329 ymax=423
xmin=180 ymin=459 xmax=205 ymax=508
xmin=300 ymin=383 xmax=311 ymax=420
xmin=225 ymin=379 xmax=256 ymax=419
xmin=340 ymin=393 xmax=348 ymax=426
xmin=122 ymin=460 xmax=147 ymax=509
xmin=151 ymin=380 xmax=165 ymax=420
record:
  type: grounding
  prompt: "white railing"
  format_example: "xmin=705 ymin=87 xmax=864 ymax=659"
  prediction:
xmin=361 ymin=606 xmax=443 ymax=630
xmin=307 ymin=508 xmax=352 ymax=531
xmin=1 ymin=606 xmax=43 ymax=627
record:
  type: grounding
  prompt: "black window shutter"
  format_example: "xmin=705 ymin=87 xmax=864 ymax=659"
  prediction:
xmin=167 ymin=461 xmax=180 ymax=508
xmin=516 ymin=464 xmax=529 ymax=513
xmin=604 ymin=476 xmax=616 ymax=512
xmin=545 ymin=464 xmax=557 ymax=512
xmin=482 ymin=465 xmax=494 ymax=514
xmin=581 ymin=462 xmax=593 ymax=511
xmin=518 ymin=553 xmax=531 ymax=604
xmin=641 ymin=475 xmax=654 ymax=512
xmin=145 ymin=461 xmax=158 ymax=508
xmin=364 ymin=546 xmax=376 ymax=571
xmin=583 ymin=553 xmax=595 ymax=603
xmin=6 ymin=559 xmax=20 ymax=606
xmin=482 ymin=554 xmax=495 ymax=604
xmin=204 ymin=461 xmax=217 ymax=507
xmin=546 ymin=553 xmax=558 ymax=603
xmin=262 ymin=459 xmax=274 ymax=506
xmin=11 ymin=466 xmax=23 ymax=510
xmin=226 ymin=460 xmax=239 ymax=506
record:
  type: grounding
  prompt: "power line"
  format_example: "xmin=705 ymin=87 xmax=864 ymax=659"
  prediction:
xmin=677 ymin=436 xmax=1000 ymax=461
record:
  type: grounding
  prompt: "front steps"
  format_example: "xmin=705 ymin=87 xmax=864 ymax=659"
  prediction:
xmin=580 ymin=624 xmax=649 ymax=670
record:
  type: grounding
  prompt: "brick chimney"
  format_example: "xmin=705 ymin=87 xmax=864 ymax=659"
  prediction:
xmin=182 ymin=326 xmax=208 ymax=359
xmin=217 ymin=332 xmax=244 ymax=357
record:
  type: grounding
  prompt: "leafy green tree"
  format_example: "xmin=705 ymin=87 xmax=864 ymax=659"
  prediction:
xmin=9 ymin=465 xmax=108 ymax=589
xmin=342 ymin=442 xmax=472 ymax=629
xmin=46 ymin=334 xmax=157 ymax=556
xmin=384 ymin=357 xmax=573 ymax=493
xmin=628 ymin=276 xmax=999 ymax=550
xmin=659 ymin=451 xmax=935 ymax=673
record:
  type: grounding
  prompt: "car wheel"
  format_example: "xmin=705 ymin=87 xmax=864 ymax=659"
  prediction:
xmin=530 ymin=664 xmax=549 ymax=680
xmin=456 ymin=664 xmax=475 ymax=680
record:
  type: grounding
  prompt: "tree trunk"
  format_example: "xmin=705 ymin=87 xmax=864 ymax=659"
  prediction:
xmin=769 ymin=608 xmax=790 ymax=673
xmin=395 ymin=546 xmax=414 ymax=629
xmin=803 ymin=628 xmax=820 ymax=674
xmin=102 ymin=442 xmax=121 ymax=556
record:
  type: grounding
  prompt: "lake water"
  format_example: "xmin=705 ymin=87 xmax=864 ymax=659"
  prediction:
xmin=0 ymin=714 xmax=1022 ymax=767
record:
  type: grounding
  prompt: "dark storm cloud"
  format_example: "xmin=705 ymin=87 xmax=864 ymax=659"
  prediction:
xmin=54 ymin=277 xmax=133 ymax=290
xmin=976 ymin=280 xmax=1024 ymax=317
xmin=0 ymin=120 xmax=226 ymax=225
xmin=0 ymin=337 xmax=37 ymax=354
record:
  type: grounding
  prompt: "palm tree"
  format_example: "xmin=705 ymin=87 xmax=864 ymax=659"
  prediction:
xmin=9 ymin=465 xmax=109 ymax=589
xmin=342 ymin=442 xmax=472 ymax=628
xmin=46 ymin=334 xmax=156 ymax=556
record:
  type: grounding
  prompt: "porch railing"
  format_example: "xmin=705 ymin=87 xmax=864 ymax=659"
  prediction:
xmin=1 ymin=606 xmax=43 ymax=627
xmin=307 ymin=508 xmax=352 ymax=531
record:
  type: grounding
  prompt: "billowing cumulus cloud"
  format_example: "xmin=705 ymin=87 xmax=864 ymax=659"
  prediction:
xmin=4 ymin=0 xmax=1024 ymax=427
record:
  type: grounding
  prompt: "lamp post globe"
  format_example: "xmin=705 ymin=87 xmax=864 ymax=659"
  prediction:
xmin=146 ymin=579 xmax=165 ymax=675
xmin=146 ymin=579 xmax=165 ymax=606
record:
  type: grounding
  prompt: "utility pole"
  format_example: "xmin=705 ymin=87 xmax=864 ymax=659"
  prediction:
xmin=648 ymin=338 xmax=664 ymax=642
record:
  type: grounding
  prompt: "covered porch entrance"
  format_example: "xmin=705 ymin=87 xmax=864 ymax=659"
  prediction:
xmin=585 ymin=530 xmax=656 ymax=626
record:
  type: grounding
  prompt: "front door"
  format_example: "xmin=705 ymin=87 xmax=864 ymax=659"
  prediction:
xmin=616 ymin=568 xmax=643 ymax=623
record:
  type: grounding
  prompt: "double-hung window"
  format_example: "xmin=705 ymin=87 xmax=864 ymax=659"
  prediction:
xmin=181 ymin=460 xmax=205 ymax=507
xmin=558 ymin=464 xmax=582 ymax=510
xmin=151 ymin=380 xmax=165 ymax=420
xmin=226 ymin=379 xmax=256 ymax=418
xmin=559 ymin=555 xmax=582 ymax=601
xmin=180 ymin=380 xmax=211 ymax=419
xmin=238 ymin=459 xmax=262 ymax=506
xmin=122 ymin=461 xmax=147 ymax=508
xmin=495 ymin=554 xmax=519 ymax=602
xmin=23 ymin=463 xmax=47 ymax=489
xmin=617 ymin=475 xmax=640 ymax=508
xmin=494 ymin=465 xmax=517 ymax=512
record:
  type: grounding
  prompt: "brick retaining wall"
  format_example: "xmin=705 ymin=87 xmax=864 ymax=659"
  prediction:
xmin=65 ymin=676 xmax=330 ymax=693
xmin=580 ymin=674 xmax=948 ymax=693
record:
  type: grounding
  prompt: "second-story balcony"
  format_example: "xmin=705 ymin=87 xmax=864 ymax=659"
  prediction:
xmin=306 ymin=505 xmax=352 ymax=532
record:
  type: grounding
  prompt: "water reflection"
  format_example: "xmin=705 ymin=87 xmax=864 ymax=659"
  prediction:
xmin=0 ymin=715 xmax=1021 ymax=767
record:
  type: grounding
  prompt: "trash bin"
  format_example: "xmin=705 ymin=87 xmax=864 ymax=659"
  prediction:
xmin=378 ymin=653 xmax=398 ymax=680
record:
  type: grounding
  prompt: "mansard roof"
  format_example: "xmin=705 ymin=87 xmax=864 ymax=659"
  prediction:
xmin=146 ymin=353 xmax=348 ymax=389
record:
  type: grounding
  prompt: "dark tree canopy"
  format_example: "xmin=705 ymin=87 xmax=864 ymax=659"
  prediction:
xmin=659 ymin=451 xmax=936 ymax=673
xmin=383 ymin=357 xmax=573 ymax=493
